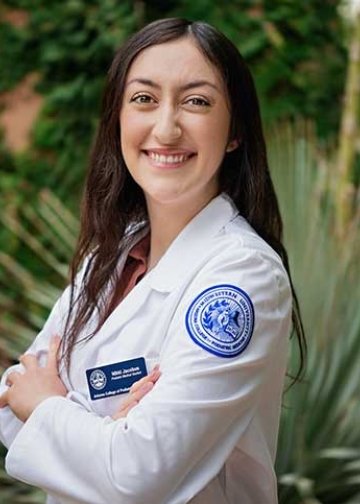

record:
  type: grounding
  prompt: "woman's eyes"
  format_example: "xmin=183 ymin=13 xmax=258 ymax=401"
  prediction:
xmin=185 ymin=97 xmax=210 ymax=107
xmin=129 ymin=94 xmax=210 ymax=107
xmin=130 ymin=94 xmax=155 ymax=104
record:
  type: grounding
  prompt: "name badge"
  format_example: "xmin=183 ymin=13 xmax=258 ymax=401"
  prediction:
xmin=86 ymin=357 xmax=147 ymax=401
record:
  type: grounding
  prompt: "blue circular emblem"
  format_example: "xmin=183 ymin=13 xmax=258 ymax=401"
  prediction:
xmin=89 ymin=369 xmax=107 ymax=390
xmin=185 ymin=284 xmax=255 ymax=358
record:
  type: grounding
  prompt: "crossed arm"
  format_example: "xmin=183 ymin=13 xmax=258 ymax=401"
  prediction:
xmin=0 ymin=247 xmax=290 ymax=504
xmin=0 ymin=336 xmax=160 ymax=423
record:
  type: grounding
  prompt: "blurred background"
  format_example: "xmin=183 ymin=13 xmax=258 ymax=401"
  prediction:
xmin=0 ymin=1 xmax=359 ymax=503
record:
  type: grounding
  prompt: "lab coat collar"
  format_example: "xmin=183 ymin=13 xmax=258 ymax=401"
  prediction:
xmin=147 ymin=193 xmax=239 ymax=293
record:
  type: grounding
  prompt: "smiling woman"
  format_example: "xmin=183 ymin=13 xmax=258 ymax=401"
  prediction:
xmin=120 ymin=37 xmax=239 ymax=267
xmin=0 ymin=17 xmax=305 ymax=504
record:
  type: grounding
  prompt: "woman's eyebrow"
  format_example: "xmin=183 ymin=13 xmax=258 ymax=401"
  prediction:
xmin=126 ymin=78 xmax=220 ymax=93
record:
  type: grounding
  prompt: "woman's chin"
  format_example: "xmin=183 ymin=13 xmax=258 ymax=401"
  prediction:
xmin=144 ymin=188 xmax=188 ymax=207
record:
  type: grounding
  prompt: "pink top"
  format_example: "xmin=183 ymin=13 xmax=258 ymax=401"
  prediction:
xmin=108 ymin=233 xmax=150 ymax=311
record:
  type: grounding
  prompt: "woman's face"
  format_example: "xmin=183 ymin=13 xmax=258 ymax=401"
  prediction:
xmin=120 ymin=37 xmax=236 ymax=209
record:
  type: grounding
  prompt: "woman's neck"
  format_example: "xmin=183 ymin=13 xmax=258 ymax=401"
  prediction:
xmin=146 ymin=192 xmax=217 ymax=270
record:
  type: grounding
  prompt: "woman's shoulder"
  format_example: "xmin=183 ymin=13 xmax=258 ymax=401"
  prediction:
xmin=185 ymin=220 xmax=292 ymax=322
xmin=217 ymin=214 xmax=287 ymax=275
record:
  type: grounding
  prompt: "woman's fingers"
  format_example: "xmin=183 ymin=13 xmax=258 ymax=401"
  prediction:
xmin=19 ymin=353 xmax=38 ymax=370
xmin=17 ymin=335 xmax=62 ymax=374
xmin=0 ymin=390 xmax=9 ymax=408
xmin=113 ymin=381 xmax=154 ymax=420
xmin=112 ymin=366 xmax=161 ymax=420
xmin=124 ymin=381 xmax=154 ymax=409
xmin=132 ymin=380 xmax=154 ymax=401
xmin=113 ymin=401 xmax=137 ymax=420
xmin=46 ymin=335 xmax=62 ymax=371
xmin=112 ymin=364 xmax=161 ymax=420
xmin=129 ymin=366 xmax=160 ymax=394
xmin=6 ymin=371 xmax=21 ymax=387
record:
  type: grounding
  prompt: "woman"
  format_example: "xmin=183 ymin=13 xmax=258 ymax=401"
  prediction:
xmin=0 ymin=18 xmax=305 ymax=504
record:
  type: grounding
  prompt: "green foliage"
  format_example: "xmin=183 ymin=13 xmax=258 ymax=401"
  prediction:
xmin=0 ymin=190 xmax=78 ymax=503
xmin=169 ymin=0 xmax=346 ymax=138
xmin=0 ymin=189 xmax=76 ymax=371
xmin=268 ymin=122 xmax=360 ymax=503
xmin=1 ymin=0 xmax=138 ymax=201
xmin=0 ymin=0 xmax=139 ymax=282
xmin=0 ymin=20 xmax=33 ymax=92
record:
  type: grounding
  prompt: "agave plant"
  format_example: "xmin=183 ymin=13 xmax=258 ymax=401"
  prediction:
xmin=269 ymin=122 xmax=360 ymax=504
xmin=0 ymin=189 xmax=78 ymax=366
xmin=0 ymin=190 xmax=78 ymax=503
xmin=0 ymin=123 xmax=359 ymax=503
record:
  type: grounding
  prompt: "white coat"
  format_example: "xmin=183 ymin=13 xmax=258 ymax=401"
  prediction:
xmin=0 ymin=193 xmax=291 ymax=504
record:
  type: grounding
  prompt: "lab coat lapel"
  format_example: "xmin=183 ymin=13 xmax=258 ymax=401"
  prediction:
xmin=148 ymin=193 xmax=239 ymax=292
xmin=92 ymin=194 xmax=238 ymax=338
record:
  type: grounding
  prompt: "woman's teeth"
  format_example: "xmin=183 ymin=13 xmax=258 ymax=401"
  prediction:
xmin=148 ymin=152 xmax=190 ymax=164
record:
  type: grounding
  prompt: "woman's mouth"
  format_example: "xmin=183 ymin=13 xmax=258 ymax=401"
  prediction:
xmin=143 ymin=150 xmax=196 ymax=168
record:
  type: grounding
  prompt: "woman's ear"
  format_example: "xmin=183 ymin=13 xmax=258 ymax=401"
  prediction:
xmin=226 ymin=139 xmax=240 ymax=152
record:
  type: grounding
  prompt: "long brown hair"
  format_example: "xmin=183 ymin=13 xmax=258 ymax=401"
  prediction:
xmin=63 ymin=18 xmax=306 ymax=381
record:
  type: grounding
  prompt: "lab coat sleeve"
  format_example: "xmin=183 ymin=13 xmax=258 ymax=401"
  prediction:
xmin=5 ymin=245 xmax=292 ymax=504
xmin=0 ymin=292 xmax=68 ymax=449
xmin=0 ymin=259 xmax=91 ymax=449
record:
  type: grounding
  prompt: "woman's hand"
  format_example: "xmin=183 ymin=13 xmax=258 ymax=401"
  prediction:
xmin=112 ymin=365 xmax=161 ymax=420
xmin=0 ymin=335 xmax=67 ymax=422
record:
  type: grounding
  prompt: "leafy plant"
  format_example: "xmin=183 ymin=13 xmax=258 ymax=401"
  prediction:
xmin=269 ymin=122 xmax=360 ymax=504
xmin=0 ymin=189 xmax=77 ymax=369
xmin=0 ymin=190 xmax=77 ymax=501
xmin=170 ymin=0 xmax=346 ymax=138
xmin=0 ymin=0 xmax=138 ymax=201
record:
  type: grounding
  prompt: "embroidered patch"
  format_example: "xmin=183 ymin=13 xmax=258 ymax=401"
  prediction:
xmin=185 ymin=284 xmax=255 ymax=358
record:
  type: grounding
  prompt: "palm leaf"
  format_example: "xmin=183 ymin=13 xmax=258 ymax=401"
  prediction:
xmin=269 ymin=122 xmax=360 ymax=504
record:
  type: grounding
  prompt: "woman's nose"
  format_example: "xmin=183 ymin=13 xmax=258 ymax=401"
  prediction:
xmin=152 ymin=105 xmax=182 ymax=144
